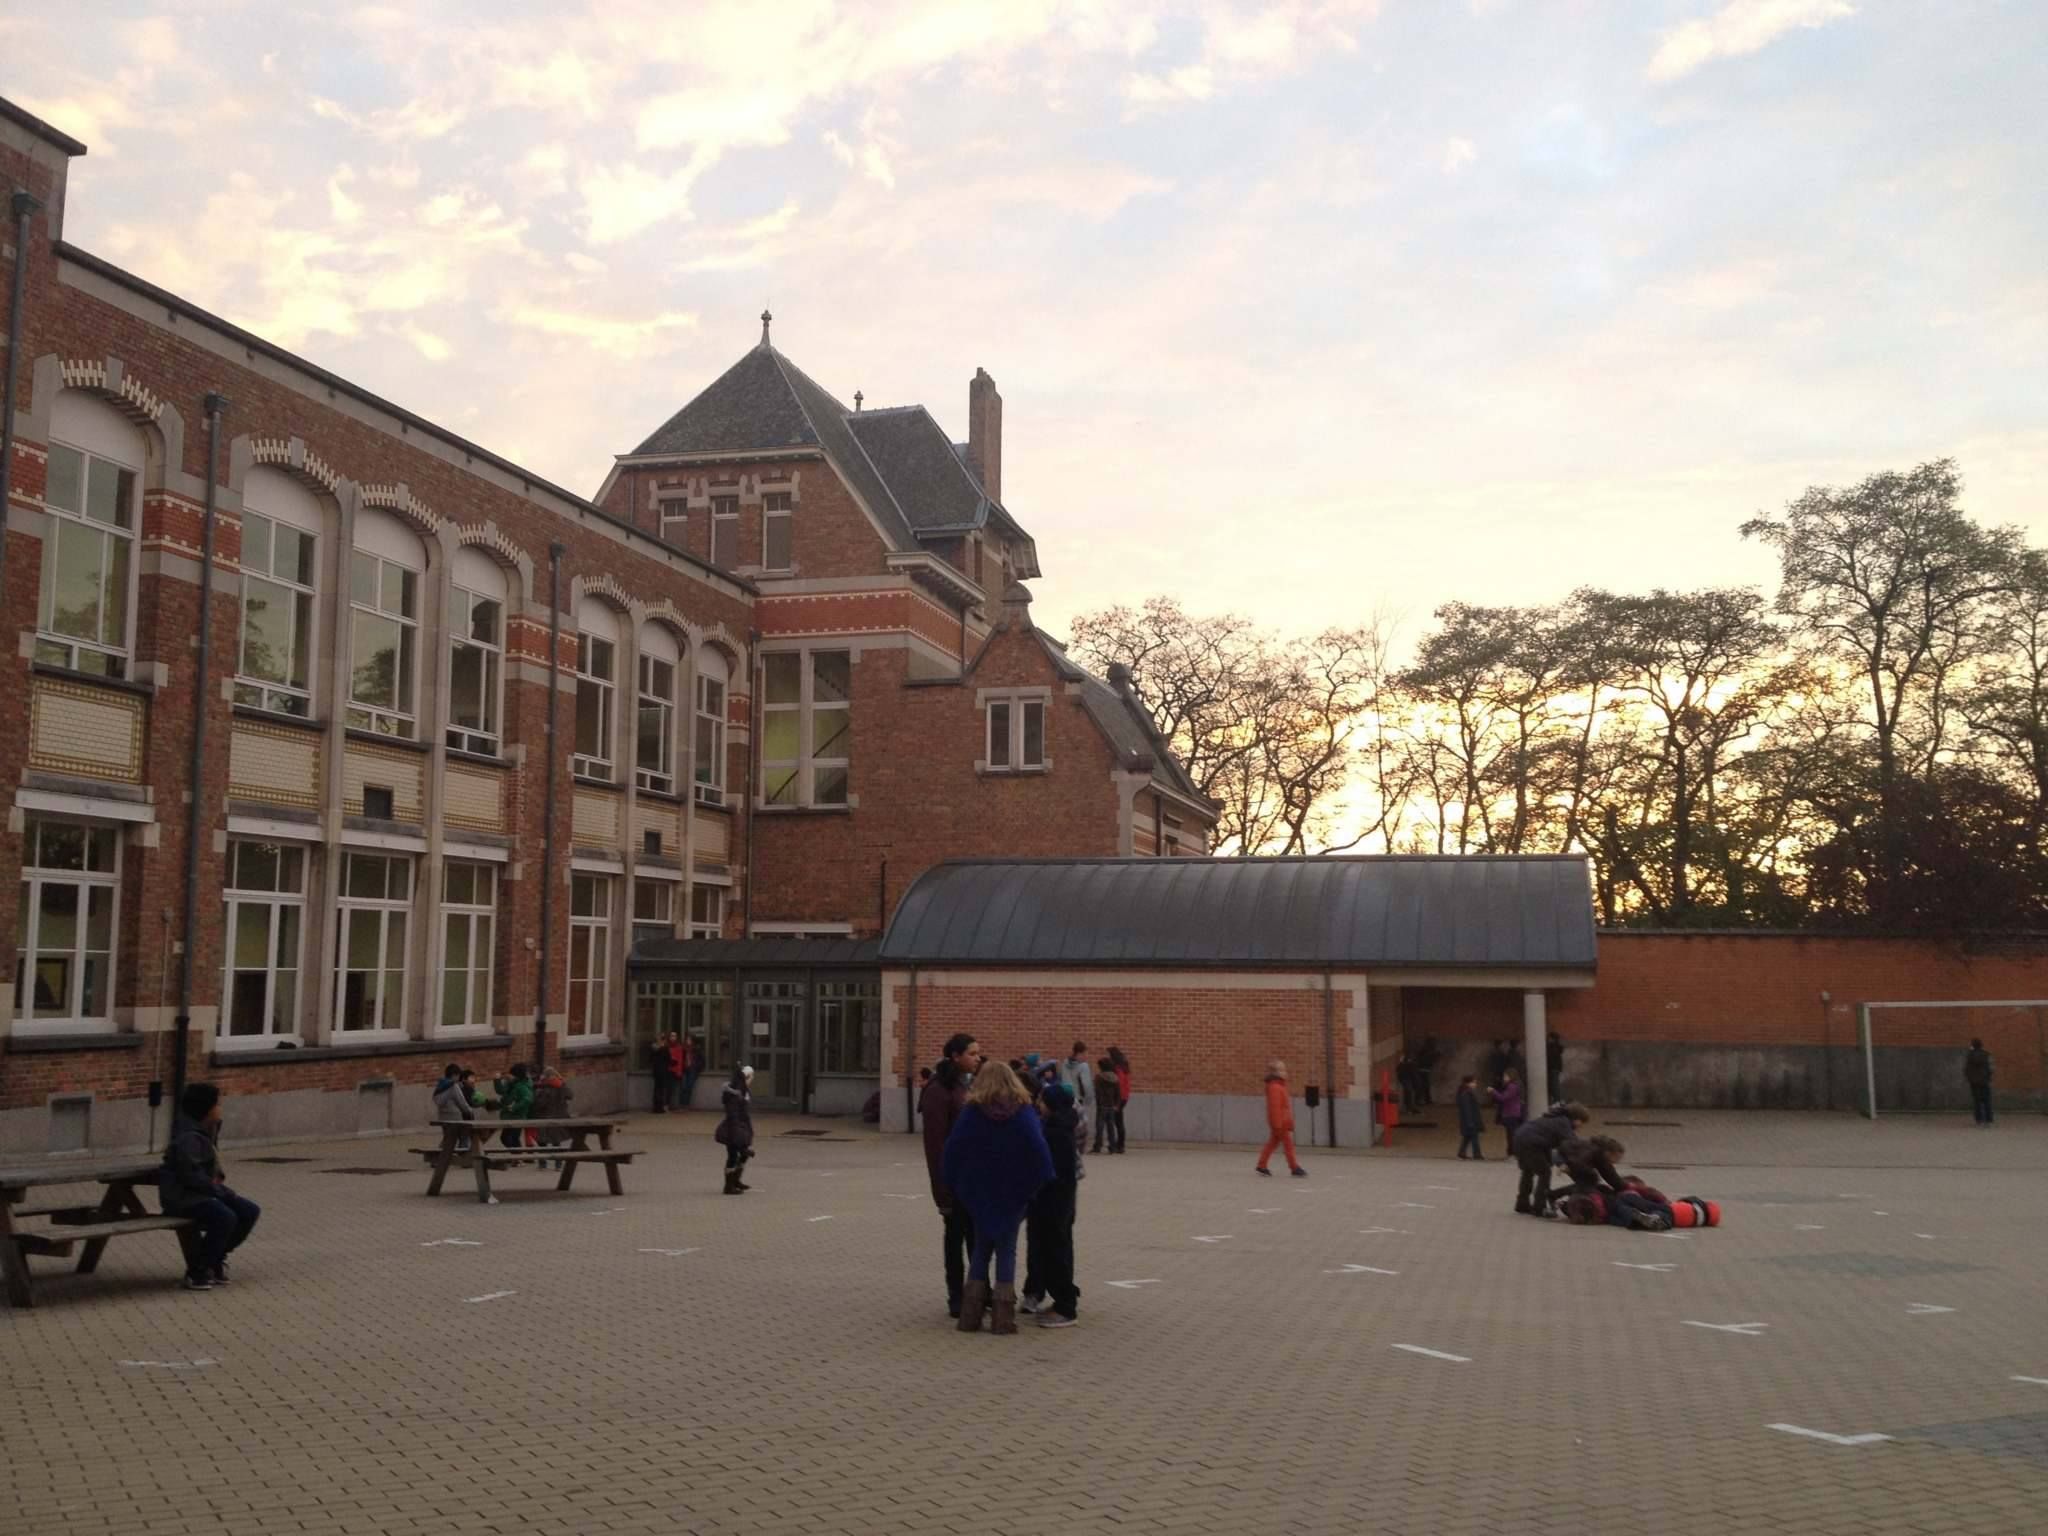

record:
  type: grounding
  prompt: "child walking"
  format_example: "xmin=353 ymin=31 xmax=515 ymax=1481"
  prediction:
xmin=1487 ymin=1067 xmax=1525 ymax=1159
xmin=1455 ymin=1074 xmax=1485 ymax=1160
xmin=1030 ymin=1082 xmax=1083 ymax=1328
xmin=1255 ymin=1060 xmax=1306 ymax=1177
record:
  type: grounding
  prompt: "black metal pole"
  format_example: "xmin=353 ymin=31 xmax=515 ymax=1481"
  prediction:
xmin=535 ymin=542 xmax=564 ymax=1072
xmin=1323 ymin=971 xmax=1337 ymax=1148
xmin=169 ymin=391 xmax=227 ymax=1135
xmin=0 ymin=190 xmax=39 ymax=604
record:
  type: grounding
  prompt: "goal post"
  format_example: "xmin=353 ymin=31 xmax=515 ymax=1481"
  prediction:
xmin=1857 ymin=999 xmax=2048 ymax=1120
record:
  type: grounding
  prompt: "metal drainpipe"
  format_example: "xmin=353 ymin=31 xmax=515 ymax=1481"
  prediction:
xmin=743 ymin=627 xmax=759 ymax=936
xmin=169 ymin=391 xmax=228 ymax=1134
xmin=0 ymin=190 xmax=39 ymax=600
xmin=536 ymin=542 xmax=564 ymax=1073
xmin=904 ymin=964 xmax=919 ymax=1133
xmin=1322 ymin=971 xmax=1337 ymax=1148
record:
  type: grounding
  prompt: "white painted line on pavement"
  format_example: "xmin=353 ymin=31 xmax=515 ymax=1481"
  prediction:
xmin=1325 ymin=1264 xmax=1399 ymax=1276
xmin=589 ymin=1208 xmax=622 ymax=1217
xmin=1391 ymin=1344 xmax=1470 ymax=1363
xmin=638 ymin=1248 xmax=700 ymax=1257
xmin=1684 ymin=1321 xmax=1769 ymax=1335
xmin=1191 ymin=1235 xmax=1233 ymax=1244
xmin=1914 ymin=1233 xmax=1938 ymax=1240
xmin=881 ymin=1193 xmax=921 ymax=1200
xmin=1794 ymin=1224 xmax=1826 ymax=1231
xmin=1394 ymin=1202 xmax=1435 ymax=1209
xmin=118 ymin=1358 xmax=217 ymax=1370
xmin=1838 ymin=1193 xmax=1875 ymax=1199
xmin=1614 ymin=1262 xmax=1677 ymax=1272
xmin=1767 ymin=1424 xmax=1890 ymax=1446
xmin=1359 ymin=1227 xmax=1411 ymax=1235
xmin=1423 ymin=1185 xmax=1458 ymax=1191
xmin=2013 ymin=1376 xmax=2048 ymax=1386
xmin=1904 ymin=1303 xmax=1955 ymax=1315
xmin=807 ymin=1215 xmax=835 ymax=1223
xmin=1105 ymin=1279 xmax=1161 ymax=1289
xmin=465 ymin=1290 xmax=516 ymax=1304
xmin=1248 ymin=1207 xmax=1280 ymax=1214
xmin=1872 ymin=1210 xmax=1890 ymax=1216
xmin=421 ymin=1238 xmax=484 ymax=1247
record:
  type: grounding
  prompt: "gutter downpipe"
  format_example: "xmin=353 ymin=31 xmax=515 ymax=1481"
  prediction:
xmin=904 ymin=964 xmax=919 ymax=1134
xmin=0 ymin=191 xmax=39 ymax=601
xmin=744 ymin=627 xmax=759 ymax=936
xmin=536 ymin=542 xmax=564 ymax=1073
xmin=1323 ymin=970 xmax=1337 ymax=1148
xmin=170 ymin=391 xmax=228 ymax=1135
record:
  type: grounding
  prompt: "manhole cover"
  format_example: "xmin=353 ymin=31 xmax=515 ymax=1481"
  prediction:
xmin=320 ymin=1167 xmax=408 ymax=1176
xmin=243 ymin=1156 xmax=315 ymax=1164
xmin=1762 ymin=1252 xmax=1985 ymax=1279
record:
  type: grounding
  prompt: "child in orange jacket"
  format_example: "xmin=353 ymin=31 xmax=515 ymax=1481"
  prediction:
xmin=1255 ymin=1059 xmax=1307 ymax=1177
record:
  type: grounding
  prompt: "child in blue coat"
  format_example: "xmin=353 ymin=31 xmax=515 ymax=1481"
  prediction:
xmin=942 ymin=1061 xmax=1053 ymax=1336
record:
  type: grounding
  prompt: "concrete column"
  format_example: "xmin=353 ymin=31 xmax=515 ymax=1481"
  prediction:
xmin=1523 ymin=990 xmax=1549 ymax=1110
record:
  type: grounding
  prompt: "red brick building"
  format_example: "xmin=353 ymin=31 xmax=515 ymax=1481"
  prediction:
xmin=0 ymin=100 xmax=1214 ymax=1151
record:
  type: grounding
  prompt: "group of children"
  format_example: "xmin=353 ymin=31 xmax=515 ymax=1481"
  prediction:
xmin=430 ymin=1060 xmax=575 ymax=1170
xmin=1453 ymin=1069 xmax=1526 ymax=1159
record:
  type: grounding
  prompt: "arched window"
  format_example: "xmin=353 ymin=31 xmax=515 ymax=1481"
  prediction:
xmin=236 ymin=467 xmax=324 ymax=717
xmin=573 ymin=596 xmax=620 ymax=780
xmin=347 ymin=508 xmax=424 ymax=737
xmin=448 ymin=547 xmax=508 ymax=756
xmin=635 ymin=623 xmax=680 ymax=794
xmin=38 ymin=392 xmax=143 ymax=678
xmin=694 ymin=647 xmax=729 ymax=805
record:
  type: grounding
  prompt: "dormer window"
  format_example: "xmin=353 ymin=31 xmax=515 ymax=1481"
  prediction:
xmin=983 ymin=691 xmax=1047 ymax=773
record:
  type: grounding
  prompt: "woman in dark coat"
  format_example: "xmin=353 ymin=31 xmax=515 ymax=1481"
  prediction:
xmin=717 ymin=1065 xmax=755 ymax=1195
xmin=942 ymin=1061 xmax=1054 ymax=1335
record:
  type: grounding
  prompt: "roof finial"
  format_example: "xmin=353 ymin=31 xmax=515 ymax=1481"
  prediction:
xmin=760 ymin=307 xmax=772 ymax=347
xmin=854 ymin=390 xmax=863 ymax=412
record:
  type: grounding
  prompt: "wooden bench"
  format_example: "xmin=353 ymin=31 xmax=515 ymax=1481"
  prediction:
xmin=1 ymin=1159 xmax=197 ymax=1308
xmin=422 ymin=1119 xmax=634 ymax=1203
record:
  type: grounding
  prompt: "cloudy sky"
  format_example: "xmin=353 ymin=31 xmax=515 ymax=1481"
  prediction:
xmin=10 ymin=0 xmax=2045 ymax=643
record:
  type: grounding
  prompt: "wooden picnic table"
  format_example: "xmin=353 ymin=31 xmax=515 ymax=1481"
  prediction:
xmin=420 ymin=1118 xmax=634 ymax=1204
xmin=0 ymin=1156 xmax=194 ymax=1308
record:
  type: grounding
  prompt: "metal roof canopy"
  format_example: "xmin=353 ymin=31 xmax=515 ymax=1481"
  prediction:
xmin=878 ymin=856 xmax=1598 ymax=971
xmin=630 ymin=937 xmax=883 ymax=971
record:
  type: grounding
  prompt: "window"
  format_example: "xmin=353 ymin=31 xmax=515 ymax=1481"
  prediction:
xmin=761 ymin=650 xmax=850 ymax=807
xmin=694 ymin=650 xmax=728 ymax=805
xmin=235 ymin=499 xmax=317 ymax=717
xmin=659 ymin=494 xmax=688 ymax=547
xmin=568 ymin=873 xmax=612 ymax=1037
xmin=636 ymin=626 xmax=679 ymax=793
xmin=335 ymin=852 xmax=412 ymax=1032
xmin=440 ymin=861 xmax=496 ymax=1032
xmin=763 ymin=490 xmax=793 ymax=571
xmin=347 ymin=540 xmax=420 ymax=736
xmin=711 ymin=494 xmax=739 ymax=569
xmin=816 ymin=979 xmax=880 ymax=1075
xmin=631 ymin=880 xmax=675 ymax=947
xmin=38 ymin=399 xmax=140 ymax=678
xmin=448 ymin=548 xmax=506 ymax=756
xmin=13 ymin=818 xmax=120 ymax=1032
xmin=221 ymin=840 xmax=306 ymax=1042
xmin=984 ymin=694 xmax=1047 ymax=771
xmin=636 ymin=977 xmax=729 ymax=1076
xmin=689 ymin=884 xmax=724 ymax=939
xmin=573 ymin=598 xmax=619 ymax=779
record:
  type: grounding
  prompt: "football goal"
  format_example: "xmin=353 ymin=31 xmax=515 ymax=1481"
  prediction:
xmin=1856 ymin=1000 xmax=2048 ymax=1119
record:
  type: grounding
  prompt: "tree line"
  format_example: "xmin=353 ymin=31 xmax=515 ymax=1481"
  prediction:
xmin=1070 ymin=459 xmax=2048 ymax=930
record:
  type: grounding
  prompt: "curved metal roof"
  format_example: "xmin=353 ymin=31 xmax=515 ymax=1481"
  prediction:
xmin=879 ymin=856 xmax=1597 ymax=969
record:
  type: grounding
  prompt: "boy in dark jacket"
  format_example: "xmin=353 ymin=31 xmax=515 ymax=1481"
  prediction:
xmin=1509 ymin=1101 xmax=1589 ymax=1217
xmin=1030 ymin=1082 xmax=1083 ymax=1327
xmin=158 ymin=1082 xmax=260 ymax=1291
xmin=1090 ymin=1056 xmax=1123 ymax=1154
xmin=920 ymin=1033 xmax=981 ymax=1318
xmin=1964 ymin=1039 xmax=1994 ymax=1126
xmin=1454 ymin=1075 xmax=1485 ymax=1160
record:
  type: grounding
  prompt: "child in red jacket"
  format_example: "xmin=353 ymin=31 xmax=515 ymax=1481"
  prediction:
xmin=1255 ymin=1059 xmax=1307 ymax=1177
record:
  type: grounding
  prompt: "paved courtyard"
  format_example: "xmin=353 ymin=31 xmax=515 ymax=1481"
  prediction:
xmin=4 ymin=1108 xmax=2047 ymax=1535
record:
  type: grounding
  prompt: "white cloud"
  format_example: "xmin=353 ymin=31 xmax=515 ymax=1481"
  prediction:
xmin=1122 ymin=1 xmax=1380 ymax=112
xmin=499 ymin=302 xmax=699 ymax=359
xmin=1648 ymin=0 xmax=1856 ymax=83
xmin=579 ymin=152 xmax=716 ymax=244
xmin=328 ymin=167 xmax=362 ymax=224
xmin=1442 ymin=136 xmax=1477 ymax=174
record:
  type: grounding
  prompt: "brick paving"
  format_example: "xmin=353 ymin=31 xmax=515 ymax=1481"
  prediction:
xmin=4 ymin=1109 xmax=2046 ymax=1534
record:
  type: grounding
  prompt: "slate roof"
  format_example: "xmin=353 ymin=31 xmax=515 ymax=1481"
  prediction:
xmin=878 ymin=856 xmax=1599 ymax=970
xmin=633 ymin=347 xmax=820 ymax=456
xmin=846 ymin=407 xmax=987 ymax=531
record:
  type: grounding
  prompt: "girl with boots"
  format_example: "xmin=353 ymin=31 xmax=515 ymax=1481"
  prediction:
xmin=942 ymin=1061 xmax=1054 ymax=1335
xmin=717 ymin=1065 xmax=755 ymax=1194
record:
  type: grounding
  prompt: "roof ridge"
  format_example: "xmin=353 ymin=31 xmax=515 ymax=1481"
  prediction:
xmin=765 ymin=347 xmax=916 ymax=544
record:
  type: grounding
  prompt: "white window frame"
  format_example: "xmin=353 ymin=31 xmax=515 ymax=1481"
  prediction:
xmin=760 ymin=649 xmax=850 ymax=808
xmin=447 ymin=584 xmax=505 ymax=757
xmin=658 ymin=492 xmax=689 ymax=547
xmin=219 ymin=839 xmax=308 ymax=1047
xmin=574 ymin=632 xmax=617 ymax=780
xmin=694 ymin=660 xmax=727 ymax=807
xmin=234 ymin=509 xmax=318 ymax=717
xmin=12 ymin=817 xmax=121 ymax=1036
xmin=631 ymin=879 xmax=675 ymax=948
xmin=635 ymin=650 xmax=677 ymax=794
xmin=568 ymin=873 xmax=613 ymax=1039
xmin=437 ymin=859 xmax=497 ymax=1035
xmin=762 ymin=490 xmax=793 ymax=572
xmin=36 ymin=437 xmax=139 ymax=679
xmin=346 ymin=549 xmax=420 ymax=737
xmin=982 ymin=692 xmax=1049 ymax=773
xmin=334 ymin=851 xmax=413 ymax=1036
xmin=711 ymin=493 xmax=739 ymax=569
xmin=688 ymin=884 xmax=725 ymax=940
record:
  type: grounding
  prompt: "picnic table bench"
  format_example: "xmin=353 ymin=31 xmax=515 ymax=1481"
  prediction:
xmin=1 ymin=1157 xmax=194 ymax=1308
xmin=418 ymin=1118 xmax=634 ymax=1203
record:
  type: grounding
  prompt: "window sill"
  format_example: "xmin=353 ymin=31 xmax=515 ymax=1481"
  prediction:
xmin=31 ymin=662 xmax=156 ymax=700
xmin=637 ymin=784 xmax=686 ymax=806
xmin=572 ymin=774 xmax=622 ymax=792
xmin=446 ymin=746 xmax=509 ymax=770
xmin=233 ymin=703 xmax=325 ymax=732
xmin=209 ymin=1034 xmax=512 ymax=1068
xmin=977 ymin=765 xmax=1051 ymax=777
xmin=211 ymin=1036 xmax=306 ymax=1055
xmin=344 ymin=727 xmax=430 ymax=755
xmin=5 ymin=1030 xmax=142 ymax=1054
xmin=752 ymin=803 xmax=852 ymax=816
xmin=692 ymin=790 xmax=732 ymax=813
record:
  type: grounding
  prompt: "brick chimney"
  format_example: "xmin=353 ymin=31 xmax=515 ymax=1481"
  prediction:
xmin=967 ymin=367 xmax=1001 ymax=505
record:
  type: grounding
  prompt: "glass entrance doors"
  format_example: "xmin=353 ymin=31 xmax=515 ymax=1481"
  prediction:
xmin=744 ymin=980 xmax=805 ymax=1108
